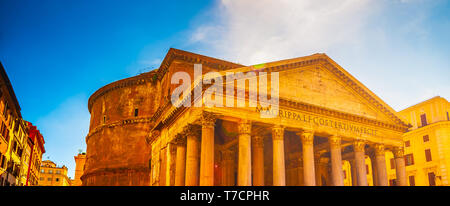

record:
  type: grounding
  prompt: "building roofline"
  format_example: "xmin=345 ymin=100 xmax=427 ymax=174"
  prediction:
xmin=87 ymin=48 xmax=244 ymax=113
xmin=398 ymin=96 xmax=448 ymax=113
xmin=0 ymin=61 xmax=22 ymax=118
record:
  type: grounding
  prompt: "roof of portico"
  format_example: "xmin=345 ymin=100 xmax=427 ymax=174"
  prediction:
xmin=148 ymin=49 xmax=410 ymax=144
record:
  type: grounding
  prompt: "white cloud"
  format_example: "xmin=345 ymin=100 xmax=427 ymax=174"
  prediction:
xmin=190 ymin=0 xmax=379 ymax=65
xmin=36 ymin=94 xmax=90 ymax=179
xmin=188 ymin=0 xmax=450 ymax=110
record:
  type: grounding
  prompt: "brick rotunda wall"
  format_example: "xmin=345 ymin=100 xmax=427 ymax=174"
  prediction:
xmin=82 ymin=71 xmax=161 ymax=186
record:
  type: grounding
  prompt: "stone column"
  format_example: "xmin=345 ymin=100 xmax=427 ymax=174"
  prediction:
xmin=374 ymin=144 xmax=388 ymax=186
xmin=272 ymin=126 xmax=286 ymax=186
xmin=369 ymin=151 xmax=378 ymax=186
xmin=174 ymin=135 xmax=186 ymax=186
xmin=300 ymin=131 xmax=316 ymax=186
xmin=149 ymin=130 xmax=161 ymax=186
xmin=200 ymin=112 xmax=216 ymax=186
xmin=165 ymin=143 xmax=177 ymax=186
xmin=252 ymin=135 xmax=265 ymax=186
xmin=393 ymin=147 xmax=407 ymax=186
xmin=185 ymin=124 xmax=201 ymax=186
xmin=353 ymin=140 xmax=368 ymax=186
xmin=221 ymin=149 xmax=235 ymax=186
xmin=314 ymin=153 xmax=321 ymax=186
xmin=238 ymin=120 xmax=252 ymax=186
xmin=329 ymin=135 xmax=344 ymax=186
xmin=349 ymin=159 xmax=357 ymax=186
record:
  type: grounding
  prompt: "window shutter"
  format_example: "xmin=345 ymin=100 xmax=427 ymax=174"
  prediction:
xmin=423 ymin=135 xmax=430 ymax=142
xmin=428 ymin=173 xmax=436 ymax=186
xmin=420 ymin=114 xmax=428 ymax=127
xmin=409 ymin=176 xmax=415 ymax=186
xmin=425 ymin=149 xmax=432 ymax=162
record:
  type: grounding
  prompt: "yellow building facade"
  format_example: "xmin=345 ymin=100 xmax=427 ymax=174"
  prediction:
xmin=0 ymin=62 xmax=45 ymax=186
xmin=25 ymin=122 xmax=46 ymax=186
xmin=38 ymin=160 xmax=71 ymax=186
xmin=383 ymin=96 xmax=450 ymax=186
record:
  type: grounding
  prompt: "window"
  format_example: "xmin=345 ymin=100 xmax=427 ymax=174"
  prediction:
xmin=56 ymin=178 xmax=60 ymax=182
xmin=40 ymin=177 xmax=44 ymax=181
xmin=134 ymin=108 xmax=139 ymax=117
xmin=409 ymin=176 xmax=415 ymax=186
xmin=343 ymin=170 xmax=347 ymax=179
xmin=423 ymin=135 xmax=430 ymax=142
xmin=447 ymin=112 xmax=449 ymax=121
xmin=390 ymin=158 xmax=395 ymax=169
xmin=366 ymin=165 xmax=369 ymax=174
xmin=405 ymin=140 xmax=410 ymax=147
xmin=56 ymin=170 xmax=61 ymax=174
xmin=405 ymin=154 xmax=414 ymax=166
xmin=420 ymin=114 xmax=428 ymax=127
xmin=1 ymin=122 xmax=8 ymax=142
xmin=41 ymin=169 xmax=45 ymax=173
xmin=47 ymin=178 xmax=52 ymax=181
xmin=428 ymin=172 xmax=436 ymax=186
xmin=48 ymin=170 xmax=53 ymax=174
xmin=425 ymin=149 xmax=432 ymax=162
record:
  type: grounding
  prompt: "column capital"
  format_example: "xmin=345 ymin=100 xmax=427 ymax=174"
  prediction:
xmin=272 ymin=126 xmax=285 ymax=141
xmin=183 ymin=123 xmax=201 ymax=138
xmin=299 ymin=130 xmax=314 ymax=145
xmin=393 ymin=147 xmax=404 ymax=159
xmin=329 ymin=135 xmax=341 ymax=149
xmin=238 ymin=120 xmax=252 ymax=135
xmin=353 ymin=140 xmax=366 ymax=152
xmin=252 ymin=135 xmax=264 ymax=148
xmin=174 ymin=133 xmax=187 ymax=146
xmin=374 ymin=144 xmax=385 ymax=156
xmin=201 ymin=111 xmax=217 ymax=127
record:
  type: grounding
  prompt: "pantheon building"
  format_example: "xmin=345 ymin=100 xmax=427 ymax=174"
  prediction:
xmin=81 ymin=48 xmax=409 ymax=186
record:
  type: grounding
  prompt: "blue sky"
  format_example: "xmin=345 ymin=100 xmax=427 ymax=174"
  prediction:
xmin=1 ymin=0 xmax=449 ymax=178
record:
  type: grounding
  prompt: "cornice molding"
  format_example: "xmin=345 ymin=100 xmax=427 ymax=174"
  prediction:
xmin=403 ymin=121 xmax=450 ymax=136
xmin=278 ymin=98 xmax=407 ymax=132
xmin=88 ymin=71 xmax=158 ymax=113
xmin=81 ymin=165 xmax=150 ymax=181
xmin=86 ymin=116 xmax=154 ymax=142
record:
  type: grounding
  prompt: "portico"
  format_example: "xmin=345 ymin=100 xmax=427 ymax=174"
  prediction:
xmin=146 ymin=53 xmax=409 ymax=186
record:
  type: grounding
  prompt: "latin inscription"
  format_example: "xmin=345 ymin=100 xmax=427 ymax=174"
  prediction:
xmin=256 ymin=106 xmax=377 ymax=136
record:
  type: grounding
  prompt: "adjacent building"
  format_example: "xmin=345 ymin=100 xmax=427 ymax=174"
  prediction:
xmin=0 ymin=62 xmax=45 ymax=186
xmin=73 ymin=152 xmax=86 ymax=186
xmin=38 ymin=160 xmax=71 ymax=186
xmin=24 ymin=122 xmax=45 ymax=186
xmin=384 ymin=96 xmax=450 ymax=186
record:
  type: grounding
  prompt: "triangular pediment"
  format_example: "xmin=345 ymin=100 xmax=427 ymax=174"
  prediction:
xmin=226 ymin=54 xmax=407 ymax=127
xmin=279 ymin=65 xmax=394 ymax=123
